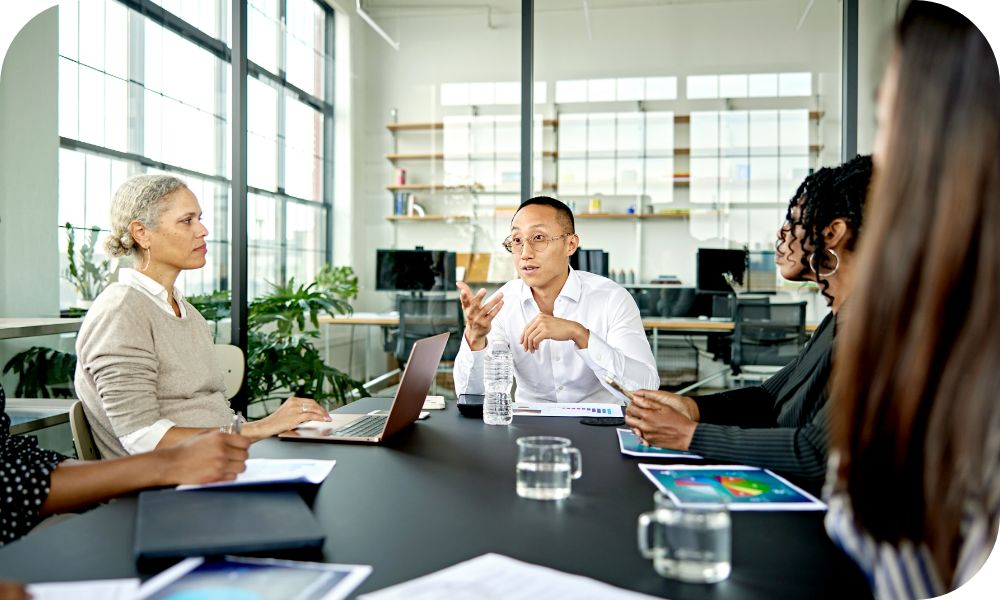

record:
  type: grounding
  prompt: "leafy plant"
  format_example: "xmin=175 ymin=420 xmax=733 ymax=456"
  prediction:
xmin=190 ymin=265 xmax=367 ymax=411
xmin=2 ymin=347 xmax=77 ymax=398
xmin=63 ymin=223 xmax=113 ymax=301
xmin=188 ymin=290 xmax=231 ymax=342
xmin=247 ymin=276 xmax=367 ymax=409
xmin=188 ymin=290 xmax=232 ymax=322
xmin=315 ymin=264 xmax=359 ymax=302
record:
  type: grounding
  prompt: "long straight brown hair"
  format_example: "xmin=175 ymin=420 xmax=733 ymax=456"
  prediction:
xmin=830 ymin=0 xmax=1000 ymax=582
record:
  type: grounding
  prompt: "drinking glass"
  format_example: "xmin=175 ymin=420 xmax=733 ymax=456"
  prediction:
xmin=515 ymin=436 xmax=582 ymax=500
xmin=637 ymin=491 xmax=731 ymax=583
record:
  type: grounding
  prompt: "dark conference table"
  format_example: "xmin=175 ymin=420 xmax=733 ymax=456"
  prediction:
xmin=0 ymin=397 xmax=871 ymax=599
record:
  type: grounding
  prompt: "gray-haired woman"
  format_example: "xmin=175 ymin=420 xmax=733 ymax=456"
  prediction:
xmin=75 ymin=174 xmax=330 ymax=458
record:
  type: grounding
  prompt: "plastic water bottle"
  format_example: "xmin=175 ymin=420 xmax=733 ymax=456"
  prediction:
xmin=484 ymin=341 xmax=513 ymax=425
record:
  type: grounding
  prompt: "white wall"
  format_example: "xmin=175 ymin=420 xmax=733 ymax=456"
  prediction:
xmin=345 ymin=0 xmax=846 ymax=313
xmin=0 ymin=7 xmax=62 ymax=393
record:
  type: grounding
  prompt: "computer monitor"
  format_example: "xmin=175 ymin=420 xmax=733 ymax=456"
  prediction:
xmin=696 ymin=248 xmax=747 ymax=294
xmin=376 ymin=249 xmax=457 ymax=292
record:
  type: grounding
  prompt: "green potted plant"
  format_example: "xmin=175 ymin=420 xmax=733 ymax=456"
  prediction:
xmin=2 ymin=347 xmax=77 ymax=398
xmin=63 ymin=223 xmax=114 ymax=309
xmin=188 ymin=264 xmax=368 ymax=414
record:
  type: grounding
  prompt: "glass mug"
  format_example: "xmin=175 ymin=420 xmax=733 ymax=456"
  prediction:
xmin=637 ymin=491 xmax=732 ymax=583
xmin=515 ymin=436 xmax=582 ymax=500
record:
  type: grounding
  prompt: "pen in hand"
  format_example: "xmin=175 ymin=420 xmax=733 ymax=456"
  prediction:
xmin=222 ymin=412 xmax=243 ymax=435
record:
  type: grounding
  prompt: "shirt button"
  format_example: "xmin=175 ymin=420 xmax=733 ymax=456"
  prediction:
xmin=558 ymin=385 xmax=565 ymax=391
xmin=554 ymin=356 xmax=561 ymax=362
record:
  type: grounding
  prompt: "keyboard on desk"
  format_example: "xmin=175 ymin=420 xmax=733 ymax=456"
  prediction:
xmin=333 ymin=414 xmax=388 ymax=438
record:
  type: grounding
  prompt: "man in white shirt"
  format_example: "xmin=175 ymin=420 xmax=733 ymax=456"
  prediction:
xmin=454 ymin=197 xmax=659 ymax=403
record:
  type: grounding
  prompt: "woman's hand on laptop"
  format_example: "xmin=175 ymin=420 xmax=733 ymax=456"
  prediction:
xmin=243 ymin=396 xmax=331 ymax=440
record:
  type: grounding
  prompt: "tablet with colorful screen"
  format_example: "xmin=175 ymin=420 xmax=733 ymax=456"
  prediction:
xmin=637 ymin=464 xmax=826 ymax=511
xmin=616 ymin=429 xmax=702 ymax=459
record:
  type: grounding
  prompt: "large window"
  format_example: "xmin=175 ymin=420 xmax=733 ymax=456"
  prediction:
xmin=531 ymin=1 xmax=842 ymax=289
xmin=58 ymin=0 xmax=333 ymax=308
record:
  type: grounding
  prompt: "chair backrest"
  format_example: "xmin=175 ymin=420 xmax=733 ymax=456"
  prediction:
xmin=213 ymin=344 xmax=245 ymax=401
xmin=731 ymin=301 xmax=807 ymax=369
xmin=395 ymin=295 xmax=464 ymax=364
xmin=710 ymin=293 xmax=768 ymax=319
xmin=70 ymin=400 xmax=101 ymax=461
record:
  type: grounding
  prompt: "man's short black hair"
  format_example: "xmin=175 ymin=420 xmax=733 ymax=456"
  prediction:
xmin=513 ymin=196 xmax=575 ymax=233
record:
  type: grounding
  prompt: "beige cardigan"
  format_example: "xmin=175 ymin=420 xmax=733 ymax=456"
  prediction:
xmin=74 ymin=284 xmax=234 ymax=457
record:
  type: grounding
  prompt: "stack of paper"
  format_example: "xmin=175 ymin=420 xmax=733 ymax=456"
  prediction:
xmin=176 ymin=459 xmax=336 ymax=491
xmin=359 ymin=553 xmax=659 ymax=599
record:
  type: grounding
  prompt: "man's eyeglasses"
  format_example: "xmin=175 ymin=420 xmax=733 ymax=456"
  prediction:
xmin=502 ymin=233 xmax=573 ymax=254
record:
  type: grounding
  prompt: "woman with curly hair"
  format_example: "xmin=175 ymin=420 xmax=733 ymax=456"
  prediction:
xmin=625 ymin=155 xmax=872 ymax=487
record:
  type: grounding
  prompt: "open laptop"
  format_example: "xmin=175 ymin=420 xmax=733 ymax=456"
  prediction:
xmin=278 ymin=332 xmax=449 ymax=444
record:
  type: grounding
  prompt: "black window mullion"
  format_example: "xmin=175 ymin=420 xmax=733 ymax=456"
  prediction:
xmin=323 ymin=6 xmax=334 ymax=264
xmin=115 ymin=0 xmax=230 ymax=61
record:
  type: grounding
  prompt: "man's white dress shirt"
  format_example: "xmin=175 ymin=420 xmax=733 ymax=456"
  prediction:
xmin=454 ymin=268 xmax=659 ymax=403
xmin=115 ymin=268 xmax=188 ymax=453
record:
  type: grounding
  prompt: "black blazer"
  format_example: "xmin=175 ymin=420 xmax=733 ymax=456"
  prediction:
xmin=689 ymin=311 xmax=836 ymax=484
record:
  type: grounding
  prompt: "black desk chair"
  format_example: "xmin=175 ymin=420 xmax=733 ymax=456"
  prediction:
xmin=675 ymin=297 xmax=788 ymax=395
xmin=388 ymin=295 xmax=464 ymax=393
xmin=729 ymin=300 xmax=807 ymax=386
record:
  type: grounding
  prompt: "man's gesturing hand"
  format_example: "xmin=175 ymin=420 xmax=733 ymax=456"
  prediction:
xmin=457 ymin=282 xmax=504 ymax=351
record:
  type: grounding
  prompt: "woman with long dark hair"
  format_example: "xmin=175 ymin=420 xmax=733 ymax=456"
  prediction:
xmin=825 ymin=2 xmax=1000 ymax=597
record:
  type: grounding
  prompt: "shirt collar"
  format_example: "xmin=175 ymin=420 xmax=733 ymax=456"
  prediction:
xmin=519 ymin=266 xmax=580 ymax=306
xmin=118 ymin=268 xmax=185 ymax=304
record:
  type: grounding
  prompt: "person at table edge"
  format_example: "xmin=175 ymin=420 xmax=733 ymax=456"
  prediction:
xmin=454 ymin=196 xmax=659 ymax=404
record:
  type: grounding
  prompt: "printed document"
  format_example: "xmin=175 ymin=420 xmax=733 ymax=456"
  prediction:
xmin=359 ymin=553 xmax=659 ymax=600
xmin=512 ymin=402 xmax=623 ymax=418
xmin=176 ymin=459 xmax=336 ymax=491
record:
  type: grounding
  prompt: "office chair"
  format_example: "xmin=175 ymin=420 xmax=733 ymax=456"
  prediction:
xmin=212 ymin=344 xmax=245 ymax=401
xmin=729 ymin=301 xmax=807 ymax=386
xmin=69 ymin=400 xmax=101 ymax=461
xmin=392 ymin=295 xmax=464 ymax=366
xmin=675 ymin=297 xmax=778 ymax=395
xmin=389 ymin=295 xmax=464 ymax=395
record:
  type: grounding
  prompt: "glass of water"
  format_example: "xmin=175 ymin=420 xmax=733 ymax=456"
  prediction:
xmin=637 ymin=491 xmax=731 ymax=583
xmin=516 ymin=436 xmax=582 ymax=500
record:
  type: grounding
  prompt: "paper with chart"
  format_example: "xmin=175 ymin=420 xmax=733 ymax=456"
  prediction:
xmin=358 ymin=553 xmax=659 ymax=600
xmin=638 ymin=464 xmax=826 ymax=511
xmin=176 ymin=459 xmax=336 ymax=490
xmin=512 ymin=402 xmax=623 ymax=418
xmin=617 ymin=428 xmax=703 ymax=459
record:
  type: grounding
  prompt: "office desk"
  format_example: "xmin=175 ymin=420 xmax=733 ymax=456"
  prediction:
xmin=0 ymin=318 xmax=83 ymax=340
xmin=320 ymin=313 xmax=818 ymax=333
xmin=0 ymin=397 xmax=870 ymax=599
xmin=6 ymin=398 xmax=74 ymax=435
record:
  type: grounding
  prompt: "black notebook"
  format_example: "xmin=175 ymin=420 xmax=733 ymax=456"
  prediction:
xmin=134 ymin=489 xmax=326 ymax=571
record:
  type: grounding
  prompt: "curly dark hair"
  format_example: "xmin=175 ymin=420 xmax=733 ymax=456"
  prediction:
xmin=779 ymin=154 xmax=873 ymax=305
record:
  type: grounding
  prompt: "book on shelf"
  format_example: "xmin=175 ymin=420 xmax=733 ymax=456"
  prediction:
xmin=393 ymin=191 xmax=409 ymax=216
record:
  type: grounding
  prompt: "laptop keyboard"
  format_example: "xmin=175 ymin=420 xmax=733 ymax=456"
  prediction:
xmin=334 ymin=415 xmax=388 ymax=438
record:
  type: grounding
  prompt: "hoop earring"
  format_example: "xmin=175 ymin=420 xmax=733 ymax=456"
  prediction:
xmin=808 ymin=249 xmax=840 ymax=278
xmin=139 ymin=247 xmax=151 ymax=272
